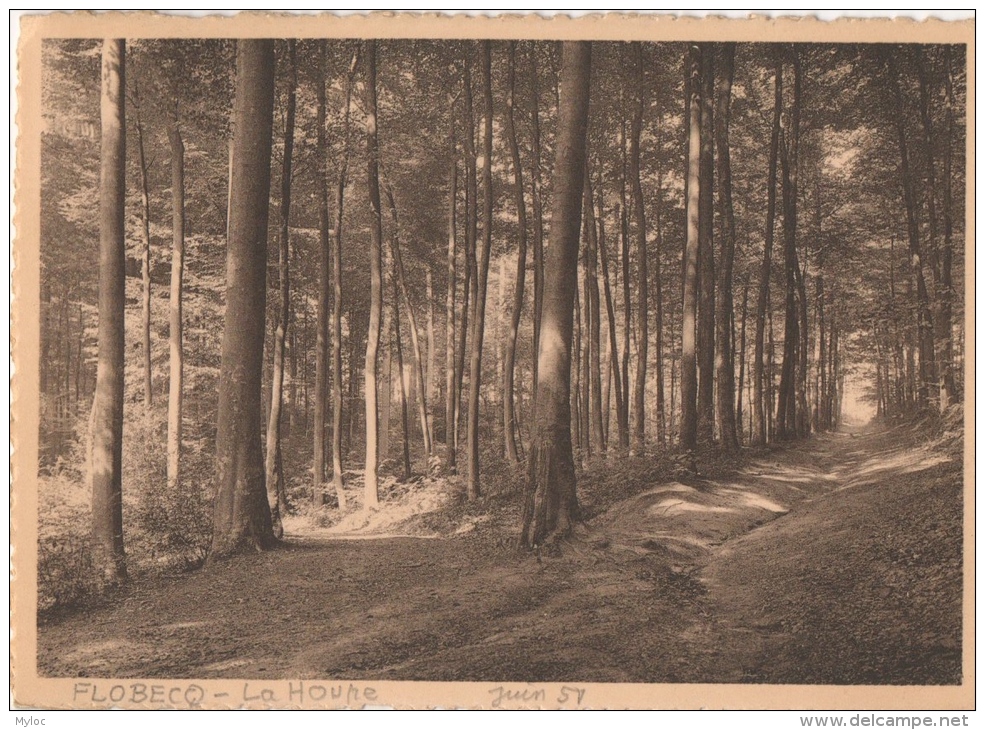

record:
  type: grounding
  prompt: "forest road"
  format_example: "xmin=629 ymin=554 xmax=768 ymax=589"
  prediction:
xmin=37 ymin=424 xmax=963 ymax=687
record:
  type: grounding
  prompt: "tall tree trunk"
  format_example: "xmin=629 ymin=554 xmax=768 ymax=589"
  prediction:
xmin=265 ymin=40 xmax=296 ymax=538
xmin=583 ymin=164 xmax=605 ymax=453
xmin=455 ymin=50 xmax=478 ymax=459
xmin=445 ymin=106 xmax=458 ymax=471
xmin=363 ymin=39 xmax=383 ymax=510
xmin=680 ymin=43 xmax=702 ymax=453
xmin=618 ymin=126 xmax=631 ymax=451
xmin=503 ymin=41 xmax=527 ymax=464
xmin=466 ymin=40 xmax=493 ymax=500
xmin=752 ymin=50 xmax=782 ymax=445
xmin=939 ymin=46 xmax=956 ymax=406
xmin=597 ymin=182 xmax=624 ymax=451
xmin=209 ymin=39 xmax=277 ymax=559
xmin=629 ymin=42 xmax=648 ymax=453
xmin=132 ymin=89 xmax=154 ymax=414
xmin=392 ymin=279 xmax=411 ymax=481
xmin=736 ymin=275 xmax=750 ymax=441
xmin=426 ymin=270 xmax=436 ymax=445
xmin=92 ymin=38 xmax=127 ymax=585
xmin=697 ymin=42 xmax=716 ymax=444
xmin=888 ymin=50 xmax=936 ymax=409
xmin=384 ymin=185 xmax=433 ymax=470
xmin=714 ymin=42 xmax=739 ymax=452
xmin=776 ymin=47 xmax=802 ymax=441
xmin=331 ymin=46 xmax=358 ymax=510
xmin=166 ymin=120 xmax=184 ymax=494
xmin=652 ymin=152 xmax=666 ymax=446
xmin=313 ymin=41 xmax=330 ymax=509
xmin=529 ymin=44 xmax=545 ymax=394
xmin=520 ymin=41 xmax=591 ymax=549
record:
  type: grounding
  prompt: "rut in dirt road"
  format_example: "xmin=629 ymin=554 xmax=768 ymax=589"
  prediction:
xmin=37 ymin=424 xmax=962 ymax=685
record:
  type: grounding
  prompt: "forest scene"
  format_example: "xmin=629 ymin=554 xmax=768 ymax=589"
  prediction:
xmin=34 ymin=35 xmax=966 ymax=686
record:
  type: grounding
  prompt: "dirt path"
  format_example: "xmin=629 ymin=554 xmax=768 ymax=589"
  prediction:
xmin=38 ymin=425 xmax=962 ymax=684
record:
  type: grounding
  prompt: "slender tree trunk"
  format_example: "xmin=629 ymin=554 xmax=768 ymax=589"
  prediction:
xmin=697 ymin=43 xmax=716 ymax=444
xmin=940 ymin=46 xmax=956 ymax=406
xmin=583 ymin=165 xmax=605 ymax=452
xmin=265 ymin=40 xmax=296 ymax=537
xmin=776 ymin=63 xmax=801 ymax=443
xmin=313 ymin=40 xmax=330 ymax=508
xmin=680 ymin=43 xmax=702 ymax=453
xmin=597 ymin=185 xmax=624 ymax=451
xmin=91 ymin=38 xmax=127 ymax=584
xmin=529 ymin=44 xmax=545 ymax=394
xmin=363 ymin=39 xmax=383 ymax=510
xmin=445 ymin=107 xmax=458 ymax=471
xmin=166 ymin=121 xmax=184 ymax=493
xmin=520 ymin=41 xmax=591 ymax=549
xmin=652 ymin=156 xmax=666 ymax=446
xmin=752 ymin=50 xmax=782 ymax=445
xmin=330 ymin=47 xmax=358 ymax=510
xmin=466 ymin=40 xmax=493 ymax=500
xmin=503 ymin=41 xmax=527 ymax=464
xmin=629 ymin=42 xmax=648 ymax=452
xmin=736 ymin=275 xmax=750 ymax=442
xmin=392 ymin=280 xmax=411 ymax=481
xmin=426 ymin=270 xmax=436 ymax=445
xmin=572 ymin=281 xmax=584 ymax=456
xmin=209 ymin=39 xmax=277 ymax=559
xmin=714 ymin=42 xmax=739 ymax=451
xmin=384 ymin=185 xmax=433 ymax=470
xmin=132 ymin=91 xmax=154 ymax=413
xmin=455 ymin=51 xmax=477 ymax=458
xmin=618 ymin=128 xmax=631 ymax=451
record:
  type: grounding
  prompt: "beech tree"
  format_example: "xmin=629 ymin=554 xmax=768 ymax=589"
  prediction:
xmin=209 ymin=39 xmax=277 ymax=558
xmin=520 ymin=41 xmax=592 ymax=548
xmin=363 ymin=39 xmax=384 ymax=510
xmin=91 ymin=38 xmax=127 ymax=585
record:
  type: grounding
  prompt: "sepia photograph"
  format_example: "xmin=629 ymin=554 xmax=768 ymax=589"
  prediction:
xmin=11 ymin=11 xmax=974 ymax=710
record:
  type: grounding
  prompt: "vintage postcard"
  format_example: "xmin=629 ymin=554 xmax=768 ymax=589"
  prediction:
xmin=11 ymin=11 xmax=975 ymax=710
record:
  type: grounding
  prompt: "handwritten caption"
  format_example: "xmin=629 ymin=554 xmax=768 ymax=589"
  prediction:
xmin=71 ymin=681 xmax=587 ymax=708
xmin=489 ymin=685 xmax=586 ymax=708
xmin=72 ymin=681 xmax=377 ymax=708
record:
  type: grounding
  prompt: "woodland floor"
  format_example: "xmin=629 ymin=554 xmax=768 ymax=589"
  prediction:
xmin=37 ymin=422 xmax=964 ymax=687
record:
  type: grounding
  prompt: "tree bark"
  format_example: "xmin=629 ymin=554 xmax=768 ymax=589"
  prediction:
xmin=166 ymin=121 xmax=184 ymax=494
xmin=132 ymin=86 xmax=153 ymax=413
xmin=445 ymin=106 xmax=458 ymax=471
xmin=752 ymin=49 xmax=782 ymax=444
xmin=503 ymin=41 xmax=527 ymax=464
xmin=529 ymin=44 xmax=545 ymax=395
xmin=91 ymin=38 xmax=127 ymax=585
xmin=265 ymin=40 xmax=296 ymax=538
xmin=384 ymin=184 xmax=433 ymax=470
xmin=520 ymin=41 xmax=592 ymax=549
xmin=363 ymin=39 xmax=384 ymax=509
xmin=313 ymin=40 xmax=330 ymax=509
xmin=680 ymin=43 xmax=702 ymax=453
xmin=392 ymin=280 xmax=411 ymax=481
xmin=776 ymin=46 xmax=803 ymax=441
xmin=629 ymin=42 xmax=648 ymax=453
xmin=331 ymin=47 xmax=358 ymax=510
xmin=597 ymin=183 xmax=624 ymax=451
xmin=466 ymin=40 xmax=494 ymax=500
xmin=209 ymin=39 xmax=277 ymax=559
xmin=697 ymin=43 xmax=716 ymax=444
xmin=714 ymin=42 xmax=739 ymax=451
xmin=939 ymin=46 xmax=956 ymax=406
xmin=583 ymin=165 xmax=605 ymax=453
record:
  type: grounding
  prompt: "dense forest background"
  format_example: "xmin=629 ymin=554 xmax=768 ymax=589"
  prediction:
xmin=37 ymin=38 xmax=966 ymax=611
